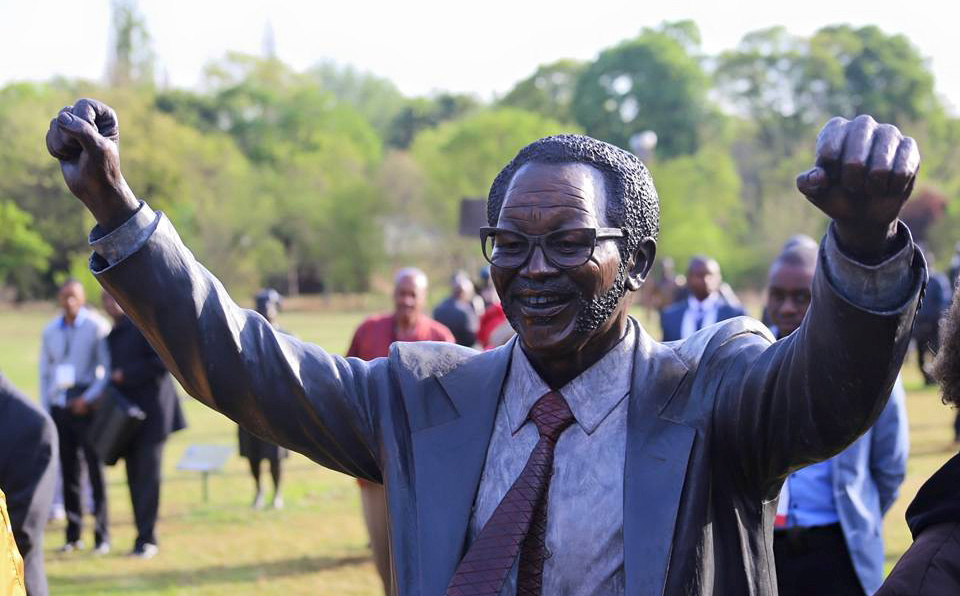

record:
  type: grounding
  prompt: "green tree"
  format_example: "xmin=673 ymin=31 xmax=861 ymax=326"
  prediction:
xmin=714 ymin=27 xmax=819 ymax=156
xmin=388 ymin=93 xmax=480 ymax=149
xmin=0 ymin=201 xmax=52 ymax=298
xmin=651 ymin=145 xmax=751 ymax=280
xmin=411 ymin=108 xmax=577 ymax=231
xmin=809 ymin=25 xmax=937 ymax=125
xmin=307 ymin=62 xmax=407 ymax=138
xmin=500 ymin=59 xmax=584 ymax=124
xmin=572 ymin=23 xmax=710 ymax=157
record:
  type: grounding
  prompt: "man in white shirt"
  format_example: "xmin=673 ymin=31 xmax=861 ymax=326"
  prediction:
xmin=39 ymin=279 xmax=111 ymax=554
xmin=660 ymin=256 xmax=745 ymax=341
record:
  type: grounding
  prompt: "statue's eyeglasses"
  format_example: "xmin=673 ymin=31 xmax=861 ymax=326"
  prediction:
xmin=479 ymin=226 xmax=626 ymax=271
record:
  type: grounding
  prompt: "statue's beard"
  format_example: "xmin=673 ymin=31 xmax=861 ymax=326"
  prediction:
xmin=502 ymin=259 xmax=631 ymax=335
xmin=573 ymin=260 xmax=629 ymax=333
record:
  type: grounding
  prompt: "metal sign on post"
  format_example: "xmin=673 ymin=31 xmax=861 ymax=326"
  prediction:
xmin=177 ymin=445 xmax=233 ymax=503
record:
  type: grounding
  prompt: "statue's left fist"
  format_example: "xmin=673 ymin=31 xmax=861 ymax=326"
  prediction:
xmin=796 ymin=115 xmax=919 ymax=260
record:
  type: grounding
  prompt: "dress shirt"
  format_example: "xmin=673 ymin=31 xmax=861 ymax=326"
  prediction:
xmin=680 ymin=292 xmax=721 ymax=339
xmin=38 ymin=307 xmax=110 ymax=408
xmin=784 ymin=460 xmax=840 ymax=527
xmin=469 ymin=325 xmax=635 ymax=596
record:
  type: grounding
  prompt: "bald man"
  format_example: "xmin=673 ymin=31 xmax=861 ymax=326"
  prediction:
xmin=346 ymin=268 xmax=454 ymax=595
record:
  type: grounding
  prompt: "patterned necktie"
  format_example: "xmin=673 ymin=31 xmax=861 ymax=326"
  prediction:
xmin=445 ymin=391 xmax=575 ymax=596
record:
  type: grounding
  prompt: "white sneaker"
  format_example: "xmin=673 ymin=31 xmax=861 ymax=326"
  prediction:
xmin=57 ymin=540 xmax=83 ymax=554
xmin=130 ymin=543 xmax=158 ymax=559
xmin=92 ymin=542 xmax=110 ymax=556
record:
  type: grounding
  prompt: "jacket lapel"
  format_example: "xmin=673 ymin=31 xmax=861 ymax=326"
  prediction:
xmin=412 ymin=338 xmax=514 ymax=596
xmin=624 ymin=320 xmax=695 ymax=596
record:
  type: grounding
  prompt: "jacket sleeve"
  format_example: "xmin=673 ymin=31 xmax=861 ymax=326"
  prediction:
xmin=870 ymin=379 xmax=910 ymax=514
xmin=90 ymin=211 xmax=389 ymax=482
xmin=713 ymin=224 xmax=924 ymax=499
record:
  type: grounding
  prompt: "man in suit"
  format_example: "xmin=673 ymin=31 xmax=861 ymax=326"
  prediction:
xmin=765 ymin=243 xmax=909 ymax=596
xmin=48 ymin=99 xmax=923 ymax=596
xmin=660 ymin=256 xmax=745 ymax=342
xmin=101 ymin=290 xmax=186 ymax=559
xmin=0 ymin=373 xmax=57 ymax=596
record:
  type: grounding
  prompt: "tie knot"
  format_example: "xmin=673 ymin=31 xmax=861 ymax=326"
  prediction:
xmin=529 ymin=391 xmax=575 ymax=442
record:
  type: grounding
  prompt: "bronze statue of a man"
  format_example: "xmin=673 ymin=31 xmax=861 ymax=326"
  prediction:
xmin=47 ymin=99 xmax=923 ymax=596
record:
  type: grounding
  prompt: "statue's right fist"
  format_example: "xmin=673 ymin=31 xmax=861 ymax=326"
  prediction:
xmin=46 ymin=98 xmax=139 ymax=231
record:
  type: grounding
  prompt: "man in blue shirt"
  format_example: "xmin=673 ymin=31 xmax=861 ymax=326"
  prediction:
xmin=768 ymin=240 xmax=909 ymax=595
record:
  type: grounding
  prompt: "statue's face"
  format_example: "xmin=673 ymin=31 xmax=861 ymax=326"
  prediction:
xmin=491 ymin=162 xmax=630 ymax=357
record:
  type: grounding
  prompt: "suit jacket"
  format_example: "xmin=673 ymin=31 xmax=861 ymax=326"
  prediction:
xmin=106 ymin=316 xmax=185 ymax=445
xmin=0 ymin=375 xmax=57 ymax=596
xmin=660 ymin=299 xmax=746 ymax=342
xmin=92 ymin=214 xmax=924 ymax=596
xmin=823 ymin=380 xmax=909 ymax=595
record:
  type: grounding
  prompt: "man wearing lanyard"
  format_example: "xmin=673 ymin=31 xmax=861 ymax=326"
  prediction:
xmin=39 ymin=279 xmax=111 ymax=554
xmin=768 ymin=242 xmax=909 ymax=596
xmin=346 ymin=267 xmax=454 ymax=596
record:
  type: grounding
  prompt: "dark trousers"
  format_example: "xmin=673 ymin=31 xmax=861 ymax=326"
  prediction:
xmin=51 ymin=406 xmax=109 ymax=545
xmin=124 ymin=437 xmax=165 ymax=548
xmin=774 ymin=524 xmax=865 ymax=596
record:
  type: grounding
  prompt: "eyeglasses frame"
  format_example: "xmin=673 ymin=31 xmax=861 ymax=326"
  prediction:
xmin=479 ymin=226 xmax=627 ymax=271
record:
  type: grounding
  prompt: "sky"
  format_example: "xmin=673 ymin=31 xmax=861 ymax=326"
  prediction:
xmin=1 ymin=0 xmax=956 ymax=113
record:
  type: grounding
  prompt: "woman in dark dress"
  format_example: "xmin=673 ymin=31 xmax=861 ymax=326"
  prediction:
xmin=238 ymin=289 xmax=288 ymax=509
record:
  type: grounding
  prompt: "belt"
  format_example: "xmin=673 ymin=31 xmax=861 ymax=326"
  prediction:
xmin=774 ymin=523 xmax=844 ymax=554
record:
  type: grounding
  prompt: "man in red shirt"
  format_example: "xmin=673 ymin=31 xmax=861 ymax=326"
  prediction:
xmin=346 ymin=267 xmax=454 ymax=595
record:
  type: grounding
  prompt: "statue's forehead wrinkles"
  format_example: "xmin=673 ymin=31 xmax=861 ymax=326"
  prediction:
xmin=515 ymin=189 xmax=591 ymax=201
xmin=501 ymin=203 xmax=592 ymax=214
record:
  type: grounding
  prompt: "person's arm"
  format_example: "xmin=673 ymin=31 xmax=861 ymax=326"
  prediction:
xmin=870 ymin=379 xmax=909 ymax=514
xmin=45 ymin=99 xmax=388 ymax=481
xmin=714 ymin=115 xmax=923 ymax=498
xmin=1 ymin=404 xmax=57 ymax=596
xmin=37 ymin=333 xmax=51 ymax=411
xmin=80 ymin=327 xmax=110 ymax=403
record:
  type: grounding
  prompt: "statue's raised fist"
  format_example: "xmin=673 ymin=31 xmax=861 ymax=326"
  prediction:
xmin=46 ymin=98 xmax=139 ymax=231
xmin=796 ymin=115 xmax=920 ymax=261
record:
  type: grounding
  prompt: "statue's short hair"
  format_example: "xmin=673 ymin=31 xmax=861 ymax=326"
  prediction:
xmin=487 ymin=134 xmax=660 ymax=258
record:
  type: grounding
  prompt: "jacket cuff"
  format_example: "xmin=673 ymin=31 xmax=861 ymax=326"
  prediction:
xmin=88 ymin=201 xmax=159 ymax=272
xmin=821 ymin=221 xmax=921 ymax=313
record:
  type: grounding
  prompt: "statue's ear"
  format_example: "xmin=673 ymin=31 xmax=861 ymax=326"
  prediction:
xmin=625 ymin=238 xmax=657 ymax=292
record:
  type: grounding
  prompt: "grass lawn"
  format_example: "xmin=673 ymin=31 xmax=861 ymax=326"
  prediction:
xmin=0 ymin=304 xmax=954 ymax=594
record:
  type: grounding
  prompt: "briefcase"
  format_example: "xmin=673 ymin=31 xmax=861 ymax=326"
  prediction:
xmin=87 ymin=387 xmax=146 ymax=465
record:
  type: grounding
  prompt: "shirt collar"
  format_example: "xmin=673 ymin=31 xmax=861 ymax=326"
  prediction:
xmin=505 ymin=324 xmax=636 ymax=436
xmin=60 ymin=307 xmax=88 ymax=329
xmin=688 ymin=292 xmax=720 ymax=311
